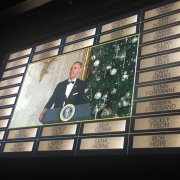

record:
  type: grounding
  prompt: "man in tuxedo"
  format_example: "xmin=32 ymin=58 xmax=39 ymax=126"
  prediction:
xmin=39 ymin=61 xmax=86 ymax=121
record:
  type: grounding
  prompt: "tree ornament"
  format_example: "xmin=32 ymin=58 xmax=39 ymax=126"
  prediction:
xmin=114 ymin=44 xmax=120 ymax=59
xmin=113 ymin=114 xmax=119 ymax=118
xmin=91 ymin=55 xmax=96 ymax=60
xmin=96 ymin=77 xmax=101 ymax=81
xmin=99 ymin=102 xmax=106 ymax=110
xmin=102 ymin=94 xmax=108 ymax=102
xmin=101 ymin=108 xmax=112 ymax=118
xmin=94 ymin=104 xmax=100 ymax=119
xmin=92 ymin=70 xmax=96 ymax=74
xmin=110 ymin=68 xmax=117 ymax=75
xmin=131 ymin=37 xmax=138 ymax=43
xmin=111 ymin=88 xmax=117 ymax=94
xmin=121 ymin=96 xmax=126 ymax=101
xmin=122 ymin=100 xmax=129 ymax=107
xmin=124 ymin=71 xmax=127 ymax=75
xmin=118 ymin=101 xmax=123 ymax=108
xmin=93 ymin=60 xmax=100 ymax=66
xmin=122 ymin=75 xmax=129 ymax=81
xmin=94 ymin=92 xmax=101 ymax=99
xmin=84 ymin=88 xmax=89 ymax=93
xmin=126 ymin=92 xmax=131 ymax=98
xmin=106 ymin=65 xmax=112 ymax=71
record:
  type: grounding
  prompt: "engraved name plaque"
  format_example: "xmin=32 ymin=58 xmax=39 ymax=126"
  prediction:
xmin=134 ymin=115 xmax=180 ymax=130
xmin=3 ymin=142 xmax=34 ymax=152
xmin=9 ymin=48 xmax=32 ymax=60
xmin=0 ymin=97 xmax=16 ymax=106
xmin=133 ymin=134 xmax=180 ymax=148
xmin=142 ymin=25 xmax=180 ymax=43
xmin=0 ymin=131 xmax=5 ymax=140
xmin=41 ymin=124 xmax=77 ymax=137
xmin=8 ymin=128 xmax=38 ymax=139
xmin=82 ymin=120 xmax=126 ymax=134
xmin=0 ymin=119 xmax=9 ymax=128
xmin=80 ymin=137 xmax=124 ymax=150
xmin=65 ymin=28 xmax=96 ymax=43
xmin=35 ymin=39 xmax=61 ymax=52
xmin=3 ymin=66 xmax=26 ymax=78
xmin=38 ymin=139 xmax=74 ymax=151
xmin=0 ymin=108 xmax=12 ymax=117
xmin=101 ymin=15 xmax=137 ymax=32
xmin=141 ymin=38 xmax=180 ymax=56
xmin=140 ymin=52 xmax=180 ymax=69
xmin=145 ymin=2 xmax=180 ymax=19
xmin=63 ymin=38 xmax=94 ymax=53
xmin=0 ymin=76 xmax=23 ymax=88
xmin=136 ymin=97 xmax=180 ymax=114
xmin=0 ymin=87 xmax=19 ymax=97
xmin=99 ymin=26 xmax=136 ymax=43
xmin=137 ymin=82 xmax=180 ymax=98
xmin=6 ymin=57 xmax=29 ymax=69
xmin=144 ymin=13 xmax=180 ymax=31
xmin=138 ymin=66 xmax=180 ymax=83
xmin=32 ymin=49 xmax=59 ymax=62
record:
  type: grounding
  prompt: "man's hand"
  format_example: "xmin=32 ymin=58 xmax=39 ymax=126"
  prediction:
xmin=39 ymin=109 xmax=47 ymax=121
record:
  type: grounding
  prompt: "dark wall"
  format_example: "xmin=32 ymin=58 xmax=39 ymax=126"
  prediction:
xmin=0 ymin=0 xmax=165 ymax=66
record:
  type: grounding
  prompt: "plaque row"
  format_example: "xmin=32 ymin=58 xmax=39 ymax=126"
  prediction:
xmin=2 ymin=136 xmax=125 ymax=153
xmin=5 ymin=119 xmax=128 ymax=140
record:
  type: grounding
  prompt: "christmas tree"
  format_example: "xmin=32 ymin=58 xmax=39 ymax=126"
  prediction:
xmin=84 ymin=35 xmax=139 ymax=119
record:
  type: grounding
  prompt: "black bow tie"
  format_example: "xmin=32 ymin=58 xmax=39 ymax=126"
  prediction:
xmin=67 ymin=81 xmax=74 ymax=85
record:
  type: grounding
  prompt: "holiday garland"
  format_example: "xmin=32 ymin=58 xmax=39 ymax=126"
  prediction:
xmin=84 ymin=35 xmax=139 ymax=119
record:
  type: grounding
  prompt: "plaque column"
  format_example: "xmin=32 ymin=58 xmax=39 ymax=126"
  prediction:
xmin=130 ymin=0 xmax=180 ymax=154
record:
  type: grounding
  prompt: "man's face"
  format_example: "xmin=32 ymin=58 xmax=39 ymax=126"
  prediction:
xmin=69 ymin=63 xmax=82 ymax=80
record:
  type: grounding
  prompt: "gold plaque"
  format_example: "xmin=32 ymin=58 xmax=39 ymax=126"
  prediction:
xmin=136 ymin=97 xmax=180 ymax=114
xmin=0 ymin=108 xmax=12 ymax=116
xmin=101 ymin=15 xmax=137 ymax=32
xmin=144 ymin=13 xmax=180 ymax=31
xmin=0 ymin=86 xmax=19 ymax=97
xmin=140 ymin=52 xmax=180 ymax=69
xmin=9 ymin=48 xmax=32 ymax=60
xmin=0 ymin=76 xmax=23 ymax=88
xmin=63 ymin=38 xmax=94 ymax=53
xmin=145 ymin=2 xmax=180 ymax=19
xmin=35 ymin=39 xmax=61 ymax=52
xmin=65 ymin=28 xmax=96 ymax=43
xmin=138 ymin=66 xmax=180 ymax=83
xmin=141 ymin=38 xmax=180 ymax=56
xmin=6 ymin=57 xmax=29 ymax=69
xmin=60 ymin=104 xmax=75 ymax=122
xmin=137 ymin=82 xmax=180 ymax=98
xmin=99 ymin=26 xmax=136 ymax=43
xmin=0 ymin=119 xmax=9 ymax=128
xmin=0 ymin=97 xmax=16 ymax=106
xmin=80 ymin=137 xmax=124 ymax=150
xmin=0 ymin=131 xmax=5 ymax=140
xmin=32 ymin=48 xmax=59 ymax=62
xmin=134 ymin=115 xmax=180 ymax=130
xmin=38 ymin=139 xmax=74 ymax=151
xmin=2 ymin=67 xmax=26 ymax=78
xmin=3 ymin=142 xmax=34 ymax=152
xmin=133 ymin=134 xmax=180 ymax=148
xmin=142 ymin=25 xmax=180 ymax=43
xmin=82 ymin=120 xmax=126 ymax=134
xmin=8 ymin=128 xmax=38 ymax=139
xmin=41 ymin=124 xmax=77 ymax=137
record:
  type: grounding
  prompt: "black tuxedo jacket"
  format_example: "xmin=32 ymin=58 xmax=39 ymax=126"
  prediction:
xmin=44 ymin=78 xmax=86 ymax=109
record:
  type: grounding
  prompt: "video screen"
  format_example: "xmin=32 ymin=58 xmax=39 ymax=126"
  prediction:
xmin=9 ymin=35 xmax=138 ymax=128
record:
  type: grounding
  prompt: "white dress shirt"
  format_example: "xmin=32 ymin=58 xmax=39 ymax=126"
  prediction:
xmin=63 ymin=78 xmax=76 ymax=106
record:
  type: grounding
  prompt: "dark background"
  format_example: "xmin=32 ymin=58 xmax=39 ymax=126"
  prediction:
xmin=1 ymin=0 xmax=180 ymax=178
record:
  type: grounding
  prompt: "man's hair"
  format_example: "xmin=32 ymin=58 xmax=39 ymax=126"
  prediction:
xmin=73 ymin=61 xmax=82 ymax=68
